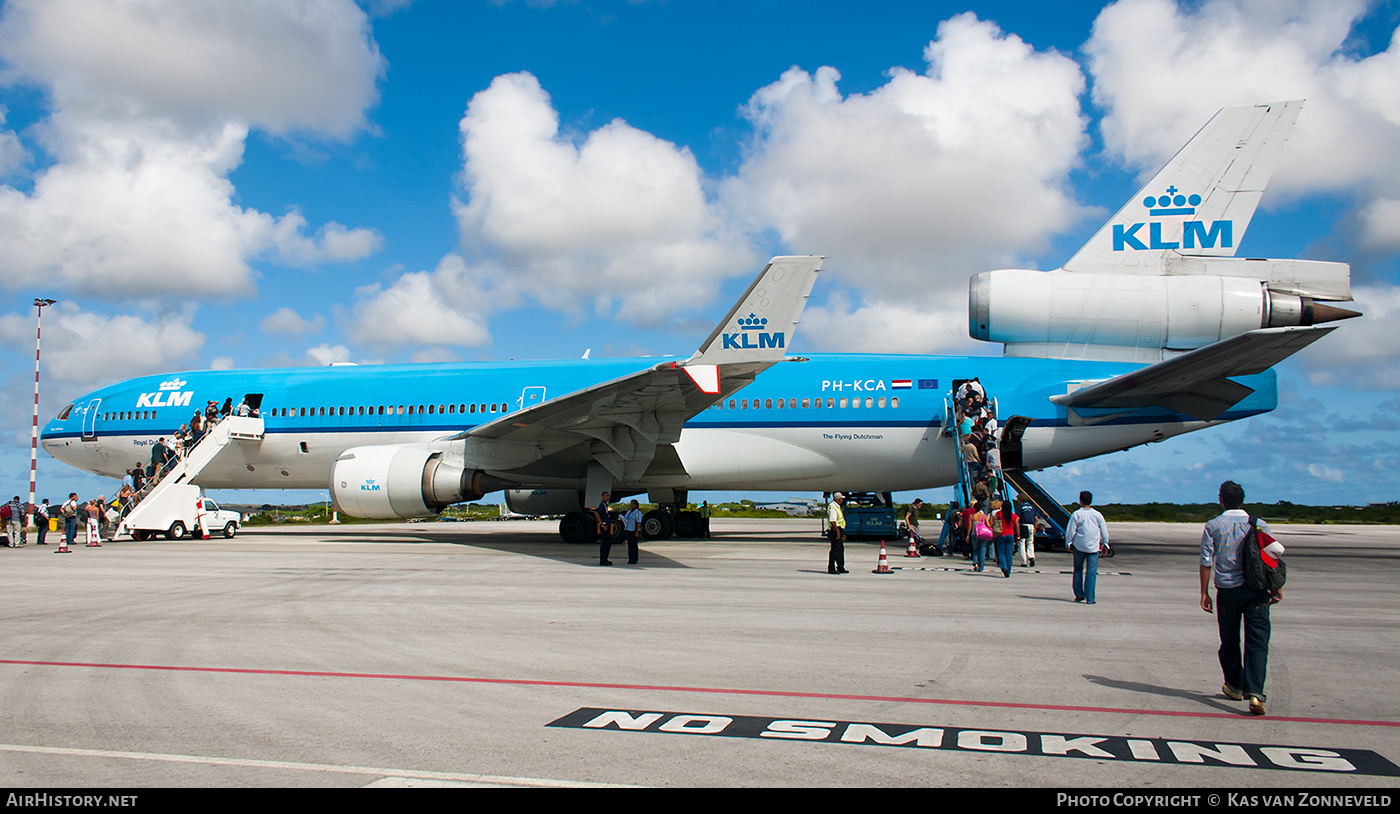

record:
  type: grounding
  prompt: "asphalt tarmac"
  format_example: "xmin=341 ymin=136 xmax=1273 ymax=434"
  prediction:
xmin=1 ymin=518 xmax=1396 ymax=788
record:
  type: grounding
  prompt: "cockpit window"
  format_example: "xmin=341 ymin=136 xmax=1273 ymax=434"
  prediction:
xmin=57 ymin=404 xmax=74 ymax=420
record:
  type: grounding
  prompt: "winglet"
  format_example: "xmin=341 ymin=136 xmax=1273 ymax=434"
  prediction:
xmin=688 ymin=255 xmax=824 ymax=366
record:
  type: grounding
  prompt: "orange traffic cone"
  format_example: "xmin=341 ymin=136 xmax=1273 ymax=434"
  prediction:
xmin=873 ymin=540 xmax=893 ymax=574
xmin=904 ymin=537 xmax=920 ymax=557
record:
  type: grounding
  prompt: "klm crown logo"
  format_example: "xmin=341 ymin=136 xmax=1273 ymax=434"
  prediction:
xmin=1114 ymin=185 xmax=1232 ymax=252
xmin=722 ymin=312 xmax=785 ymax=350
xmin=1143 ymin=186 xmax=1201 ymax=216
xmin=158 ymin=378 xmax=187 ymax=391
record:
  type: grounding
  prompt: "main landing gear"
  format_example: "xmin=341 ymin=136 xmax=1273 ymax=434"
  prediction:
xmin=557 ymin=504 xmax=705 ymax=543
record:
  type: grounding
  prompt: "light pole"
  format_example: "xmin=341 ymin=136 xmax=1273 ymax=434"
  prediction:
xmin=29 ymin=298 xmax=57 ymax=540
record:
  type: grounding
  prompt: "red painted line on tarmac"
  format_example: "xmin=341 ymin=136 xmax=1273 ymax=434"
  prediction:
xmin=3 ymin=658 xmax=1396 ymax=728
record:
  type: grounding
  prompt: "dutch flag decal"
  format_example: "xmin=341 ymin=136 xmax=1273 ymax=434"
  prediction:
xmin=892 ymin=379 xmax=912 ymax=389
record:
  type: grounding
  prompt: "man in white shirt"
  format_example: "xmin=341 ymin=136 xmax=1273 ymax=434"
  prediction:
xmin=1064 ymin=490 xmax=1109 ymax=604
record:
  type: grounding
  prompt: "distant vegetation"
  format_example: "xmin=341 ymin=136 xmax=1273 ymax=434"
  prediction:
xmin=1093 ymin=501 xmax=1400 ymax=525
xmin=236 ymin=499 xmax=1400 ymax=526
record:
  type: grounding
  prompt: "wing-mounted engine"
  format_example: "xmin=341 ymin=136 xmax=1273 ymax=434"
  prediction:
xmin=330 ymin=444 xmax=515 ymax=519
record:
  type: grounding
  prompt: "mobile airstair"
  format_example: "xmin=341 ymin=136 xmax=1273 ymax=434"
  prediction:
xmin=118 ymin=416 xmax=264 ymax=539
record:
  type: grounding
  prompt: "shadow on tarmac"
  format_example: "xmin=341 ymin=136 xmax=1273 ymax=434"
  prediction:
xmin=1084 ymin=673 xmax=1241 ymax=714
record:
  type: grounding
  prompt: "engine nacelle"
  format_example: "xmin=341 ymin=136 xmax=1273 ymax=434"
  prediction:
xmin=969 ymin=269 xmax=1351 ymax=360
xmin=504 ymin=489 xmax=585 ymax=517
xmin=331 ymin=444 xmax=514 ymax=519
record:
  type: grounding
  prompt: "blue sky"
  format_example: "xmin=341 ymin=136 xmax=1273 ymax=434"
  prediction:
xmin=1 ymin=0 xmax=1399 ymax=509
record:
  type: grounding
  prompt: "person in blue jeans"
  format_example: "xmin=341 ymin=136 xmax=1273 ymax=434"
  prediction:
xmin=1200 ymin=480 xmax=1280 ymax=716
xmin=937 ymin=501 xmax=960 ymax=555
xmin=967 ymin=500 xmax=992 ymax=572
xmin=1064 ymin=490 xmax=1109 ymax=604
xmin=993 ymin=500 xmax=1018 ymax=578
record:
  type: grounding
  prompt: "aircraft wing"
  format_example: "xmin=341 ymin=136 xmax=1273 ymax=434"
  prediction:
xmin=453 ymin=256 xmax=823 ymax=485
xmin=1048 ymin=325 xmax=1334 ymax=421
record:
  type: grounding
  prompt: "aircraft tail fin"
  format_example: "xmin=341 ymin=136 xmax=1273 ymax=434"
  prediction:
xmin=1064 ymin=100 xmax=1303 ymax=273
xmin=688 ymin=256 xmax=823 ymax=367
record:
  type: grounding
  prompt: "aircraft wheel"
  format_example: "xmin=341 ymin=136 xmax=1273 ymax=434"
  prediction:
xmin=223 ymin=522 xmax=237 ymax=539
xmin=641 ymin=510 xmax=672 ymax=540
xmin=559 ymin=512 xmax=593 ymax=545
xmin=166 ymin=521 xmax=187 ymax=541
xmin=673 ymin=511 xmax=701 ymax=538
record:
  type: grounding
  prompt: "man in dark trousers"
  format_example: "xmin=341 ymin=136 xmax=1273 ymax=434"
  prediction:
xmin=826 ymin=492 xmax=847 ymax=574
xmin=1200 ymin=480 xmax=1281 ymax=716
xmin=596 ymin=491 xmax=614 ymax=566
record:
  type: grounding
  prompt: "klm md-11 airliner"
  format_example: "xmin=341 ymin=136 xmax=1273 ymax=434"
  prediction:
xmin=42 ymin=101 xmax=1358 ymax=542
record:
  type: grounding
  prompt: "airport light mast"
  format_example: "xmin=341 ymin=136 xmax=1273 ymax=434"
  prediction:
xmin=29 ymin=298 xmax=56 ymax=539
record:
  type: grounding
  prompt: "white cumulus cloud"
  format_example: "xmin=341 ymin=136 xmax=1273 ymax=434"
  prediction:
xmin=350 ymin=254 xmax=497 ymax=349
xmin=0 ymin=302 xmax=205 ymax=389
xmin=1085 ymin=0 xmax=1400 ymax=247
xmin=0 ymin=0 xmax=385 ymax=300
xmin=260 ymin=307 xmax=326 ymax=338
xmin=451 ymin=71 xmax=758 ymax=325
xmin=724 ymin=13 xmax=1089 ymax=289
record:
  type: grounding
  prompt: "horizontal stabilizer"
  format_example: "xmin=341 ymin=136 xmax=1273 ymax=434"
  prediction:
xmin=1049 ymin=325 xmax=1335 ymax=421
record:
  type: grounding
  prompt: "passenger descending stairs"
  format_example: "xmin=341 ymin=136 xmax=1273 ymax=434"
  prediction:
xmin=118 ymin=416 xmax=265 ymax=538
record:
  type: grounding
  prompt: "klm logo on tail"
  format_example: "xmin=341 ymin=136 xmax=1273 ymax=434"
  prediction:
xmin=722 ymin=313 xmax=785 ymax=350
xmin=1113 ymin=187 xmax=1233 ymax=252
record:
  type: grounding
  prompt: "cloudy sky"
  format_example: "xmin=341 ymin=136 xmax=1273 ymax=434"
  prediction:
xmin=1 ymin=0 xmax=1398 ymax=508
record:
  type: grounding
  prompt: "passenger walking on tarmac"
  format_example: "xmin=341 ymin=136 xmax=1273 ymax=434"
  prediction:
xmin=34 ymin=499 xmax=49 ymax=546
xmin=937 ymin=501 xmax=960 ymax=555
xmin=83 ymin=499 xmax=101 ymax=546
xmin=4 ymin=496 xmax=22 ymax=546
xmin=827 ymin=492 xmax=847 ymax=574
xmin=596 ymin=491 xmax=614 ymax=566
xmin=1016 ymin=493 xmax=1038 ymax=567
xmin=61 ymin=493 xmax=78 ymax=547
xmin=700 ymin=500 xmax=711 ymax=538
xmin=993 ymin=499 xmax=1018 ymax=578
xmin=621 ymin=500 xmax=643 ymax=565
xmin=1200 ymin=480 xmax=1283 ymax=716
xmin=1065 ymin=491 xmax=1110 ymax=604
xmin=967 ymin=499 xmax=993 ymax=572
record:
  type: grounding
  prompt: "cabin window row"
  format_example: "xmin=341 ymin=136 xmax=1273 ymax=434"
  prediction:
xmin=104 ymin=411 xmax=155 ymax=421
xmin=263 ymin=402 xmax=511 ymax=418
xmin=709 ymin=396 xmax=899 ymax=410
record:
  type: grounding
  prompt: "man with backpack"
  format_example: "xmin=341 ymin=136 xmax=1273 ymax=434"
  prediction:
xmin=1200 ymin=480 xmax=1285 ymax=716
